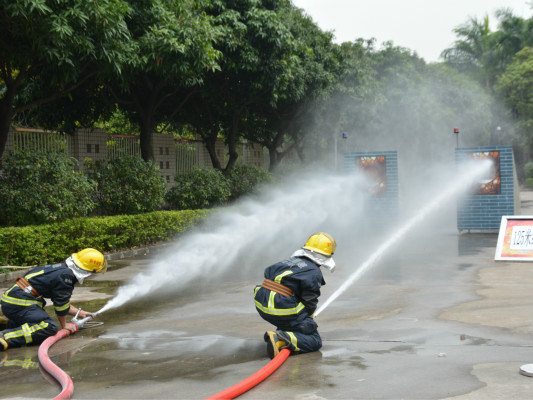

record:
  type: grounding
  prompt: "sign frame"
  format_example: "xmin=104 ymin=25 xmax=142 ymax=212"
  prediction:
xmin=494 ymin=216 xmax=533 ymax=261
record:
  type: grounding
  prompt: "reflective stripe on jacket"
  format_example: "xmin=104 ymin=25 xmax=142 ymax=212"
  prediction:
xmin=0 ymin=263 xmax=76 ymax=317
xmin=254 ymin=256 xmax=325 ymax=319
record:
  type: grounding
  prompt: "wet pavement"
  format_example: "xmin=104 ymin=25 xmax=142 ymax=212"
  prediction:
xmin=0 ymin=192 xmax=532 ymax=399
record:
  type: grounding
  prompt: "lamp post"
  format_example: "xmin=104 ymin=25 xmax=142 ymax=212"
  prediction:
xmin=453 ymin=127 xmax=459 ymax=148
xmin=334 ymin=132 xmax=338 ymax=170
xmin=334 ymin=132 xmax=349 ymax=171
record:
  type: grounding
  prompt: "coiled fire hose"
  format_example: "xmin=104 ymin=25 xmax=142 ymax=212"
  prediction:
xmin=204 ymin=348 xmax=291 ymax=400
xmin=38 ymin=313 xmax=95 ymax=400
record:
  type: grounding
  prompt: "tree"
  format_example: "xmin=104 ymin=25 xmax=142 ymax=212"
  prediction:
xmin=0 ymin=0 xmax=132 ymax=160
xmin=179 ymin=0 xmax=300 ymax=172
xmin=303 ymin=38 xmax=379 ymax=164
xmin=109 ymin=0 xmax=221 ymax=162
xmin=335 ymin=43 xmax=497 ymax=180
xmin=441 ymin=14 xmax=499 ymax=89
xmin=441 ymin=9 xmax=533 ymax=90
xmin=246 ymin=3 xmax=341 ymax=170
xmin=495 ymin=47 xmax=533 ymax=119
xmin=495 ymin=47 xmax=533 ymax=162
xmin=494 ymin=8 xmax=533 ymax=68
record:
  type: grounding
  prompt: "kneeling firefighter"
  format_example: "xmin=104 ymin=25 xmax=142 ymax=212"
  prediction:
xmin=254 ymin=232 xmax=336 ymax=358
xmin=0 ymin=248 xmax=107 ymax=351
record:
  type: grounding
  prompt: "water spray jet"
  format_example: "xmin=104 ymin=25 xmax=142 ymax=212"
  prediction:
xmin=314 ymin=158 xmax=493 ymax=317
xmin=94 ymin=172 xmax=369 ymax=316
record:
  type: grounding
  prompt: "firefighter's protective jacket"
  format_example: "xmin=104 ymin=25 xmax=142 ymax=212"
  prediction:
xmin=254 ymin=256 xmax=325 ymax=322
xmin=1 ymin=263 xmax=76 ymax=317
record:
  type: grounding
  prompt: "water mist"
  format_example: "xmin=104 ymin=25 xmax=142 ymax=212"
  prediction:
xmin=96 ymin=171 xmax=369 ymax=315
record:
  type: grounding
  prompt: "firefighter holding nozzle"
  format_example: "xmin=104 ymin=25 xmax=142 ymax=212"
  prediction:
xmin=0 ymin=248 xmax=107 ymax=351
xmin=254 ymin=232 xmax=336 ymax=358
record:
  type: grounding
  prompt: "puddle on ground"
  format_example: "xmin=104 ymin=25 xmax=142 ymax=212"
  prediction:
xmin=409 ymin=331 xmax=496 ymax=347
xmin=321 ymin=348 xmax=368 ymax=370
xmin=322 ymin=355 xmax=368 ymax=370
xmin=53 ymin=338 xmax=264 ymax=384
xmin=457 ymin=234 xmax=497 ymax=256
xmin=458 ymin=334 xmax=494 ymax=346
xmin=368 ymin=344 xmax=416 ymax=355
xmin=81 ymin=280 xmax=121 ymax=288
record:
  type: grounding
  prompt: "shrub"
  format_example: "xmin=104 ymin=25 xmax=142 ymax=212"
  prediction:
xmin=524 ymin=162 xmax=533 ymax=179
xmin=88 ymin=156 xmax=167 ymax=215
xmin=227 ymin=164 xmax=274 ymax=200
xmin=0 ymin=150 xmax=96 ymax=226
xmin=0 ymin=210 xmax=211 ymax=266
xmin=165 ymin=167 xmax=230 ymax=210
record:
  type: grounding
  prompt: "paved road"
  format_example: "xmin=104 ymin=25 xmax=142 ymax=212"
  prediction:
xmin=1 ymin=192 xmax=532 ymax=399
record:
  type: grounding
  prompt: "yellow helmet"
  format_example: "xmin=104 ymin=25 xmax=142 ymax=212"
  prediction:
xmin=302 ymin=232 xmax=336 ymax=256
xmin=71 ymin=248 xmax=107 ymax=274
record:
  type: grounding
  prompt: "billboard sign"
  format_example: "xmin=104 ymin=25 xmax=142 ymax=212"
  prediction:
xmin=494 ymin=216 xmax=533 ymax=261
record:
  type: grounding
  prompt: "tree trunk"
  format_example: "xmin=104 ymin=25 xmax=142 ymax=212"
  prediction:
xmin=224 ymin=110 xmax=240 ymax=173
xmin=269 ymin=125 xmax=286 ymax=171
xmin=132 ymin=82 xmax=159 ymax=163
xmin=267 ymin=146 xmax=277 ymax=171
xmin=0 ymin=88 xmax=17 ymax=161
xmin=267 ymin=145 xmax=281 ymax=172
xmin=139 ymin=117 xmax=154 ymax=162
xmin=204 ymin=132 xmax=222 ymax=170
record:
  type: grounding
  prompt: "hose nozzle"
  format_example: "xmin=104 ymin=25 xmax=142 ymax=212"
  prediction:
xmin=71 ymin=308 xmax=95 ymax=330
xmin=71 ymin=315 xmax=93 ymax=330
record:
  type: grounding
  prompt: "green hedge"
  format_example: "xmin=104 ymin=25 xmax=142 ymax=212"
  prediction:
xmin=0 ymin=209 xmax=211 ymax=267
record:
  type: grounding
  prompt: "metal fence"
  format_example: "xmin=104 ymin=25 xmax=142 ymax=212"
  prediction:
xmin=10 ymin=128 xmax=69 ymax=154
xmin=107 ymin=135 xmax=141 ymax=159
xmin=175 ymin=139 xmax=197 ymax=172
xmin=3 ymin=128 xmax=266 ymax=176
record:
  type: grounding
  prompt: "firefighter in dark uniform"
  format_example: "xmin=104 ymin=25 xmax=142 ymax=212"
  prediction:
xmin=254 ymin=232 xmax=337 ymax=358
xmin=0 ymin=248 xmax=107 ymax=351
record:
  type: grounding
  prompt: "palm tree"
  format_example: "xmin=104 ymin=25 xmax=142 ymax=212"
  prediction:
xmin=494 ymin=8 xmax=533 ymax=68
xmin=441 ymin=15 xmax=500 ymax=89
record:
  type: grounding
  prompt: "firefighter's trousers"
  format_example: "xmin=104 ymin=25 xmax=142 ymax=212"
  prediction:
xmin=259 ymin=311 xmax=322 ymax=353
xmin=0 ymin=301 xmax=58 ymax=348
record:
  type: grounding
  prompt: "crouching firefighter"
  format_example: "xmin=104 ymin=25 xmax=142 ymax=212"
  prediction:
xmin=254 ymin=233 xmax=337 ymax=358
xmin=0 ymin=248 xmax=107 ymax=351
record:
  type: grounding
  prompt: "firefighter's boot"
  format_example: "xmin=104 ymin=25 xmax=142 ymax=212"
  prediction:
xmin=264 ymin=331 xmax=287 ymax=359
xmin=0 ymin=334 xmax=7 ymax=352
xmin=0 ymin=315 xmax=7 ymax=331
xmin=275 ymin=330 xmax=296 ymax=351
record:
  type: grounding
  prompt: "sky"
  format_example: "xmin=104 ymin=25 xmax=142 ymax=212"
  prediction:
xmin=291 ymin=0 xmax=532 ymax=62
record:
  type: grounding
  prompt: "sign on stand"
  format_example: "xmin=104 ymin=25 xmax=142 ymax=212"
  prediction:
xmin=494 ymin=216 xmax=533 ymax=261
xmin=494 ymin=215 xmax=533 ymax=378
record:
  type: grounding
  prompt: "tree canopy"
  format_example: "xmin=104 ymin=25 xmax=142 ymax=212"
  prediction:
xmin=442 ymin=8 xmax=533 ymax=171
xmin=1 ymin=1 xmax=531 ymax=175
xmin=0 ymin=0 xmax=132 ymax=159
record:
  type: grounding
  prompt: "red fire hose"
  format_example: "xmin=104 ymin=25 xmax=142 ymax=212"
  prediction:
xmin=38 ymin=328 xmax=76 ymax=400
xmin=38 ymin=315 xmax=92 ymax=400
xmin=205 ymin=348 xmax=291 ymax=400
xmin=39 ymin=318 xmax=289 ymax=400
